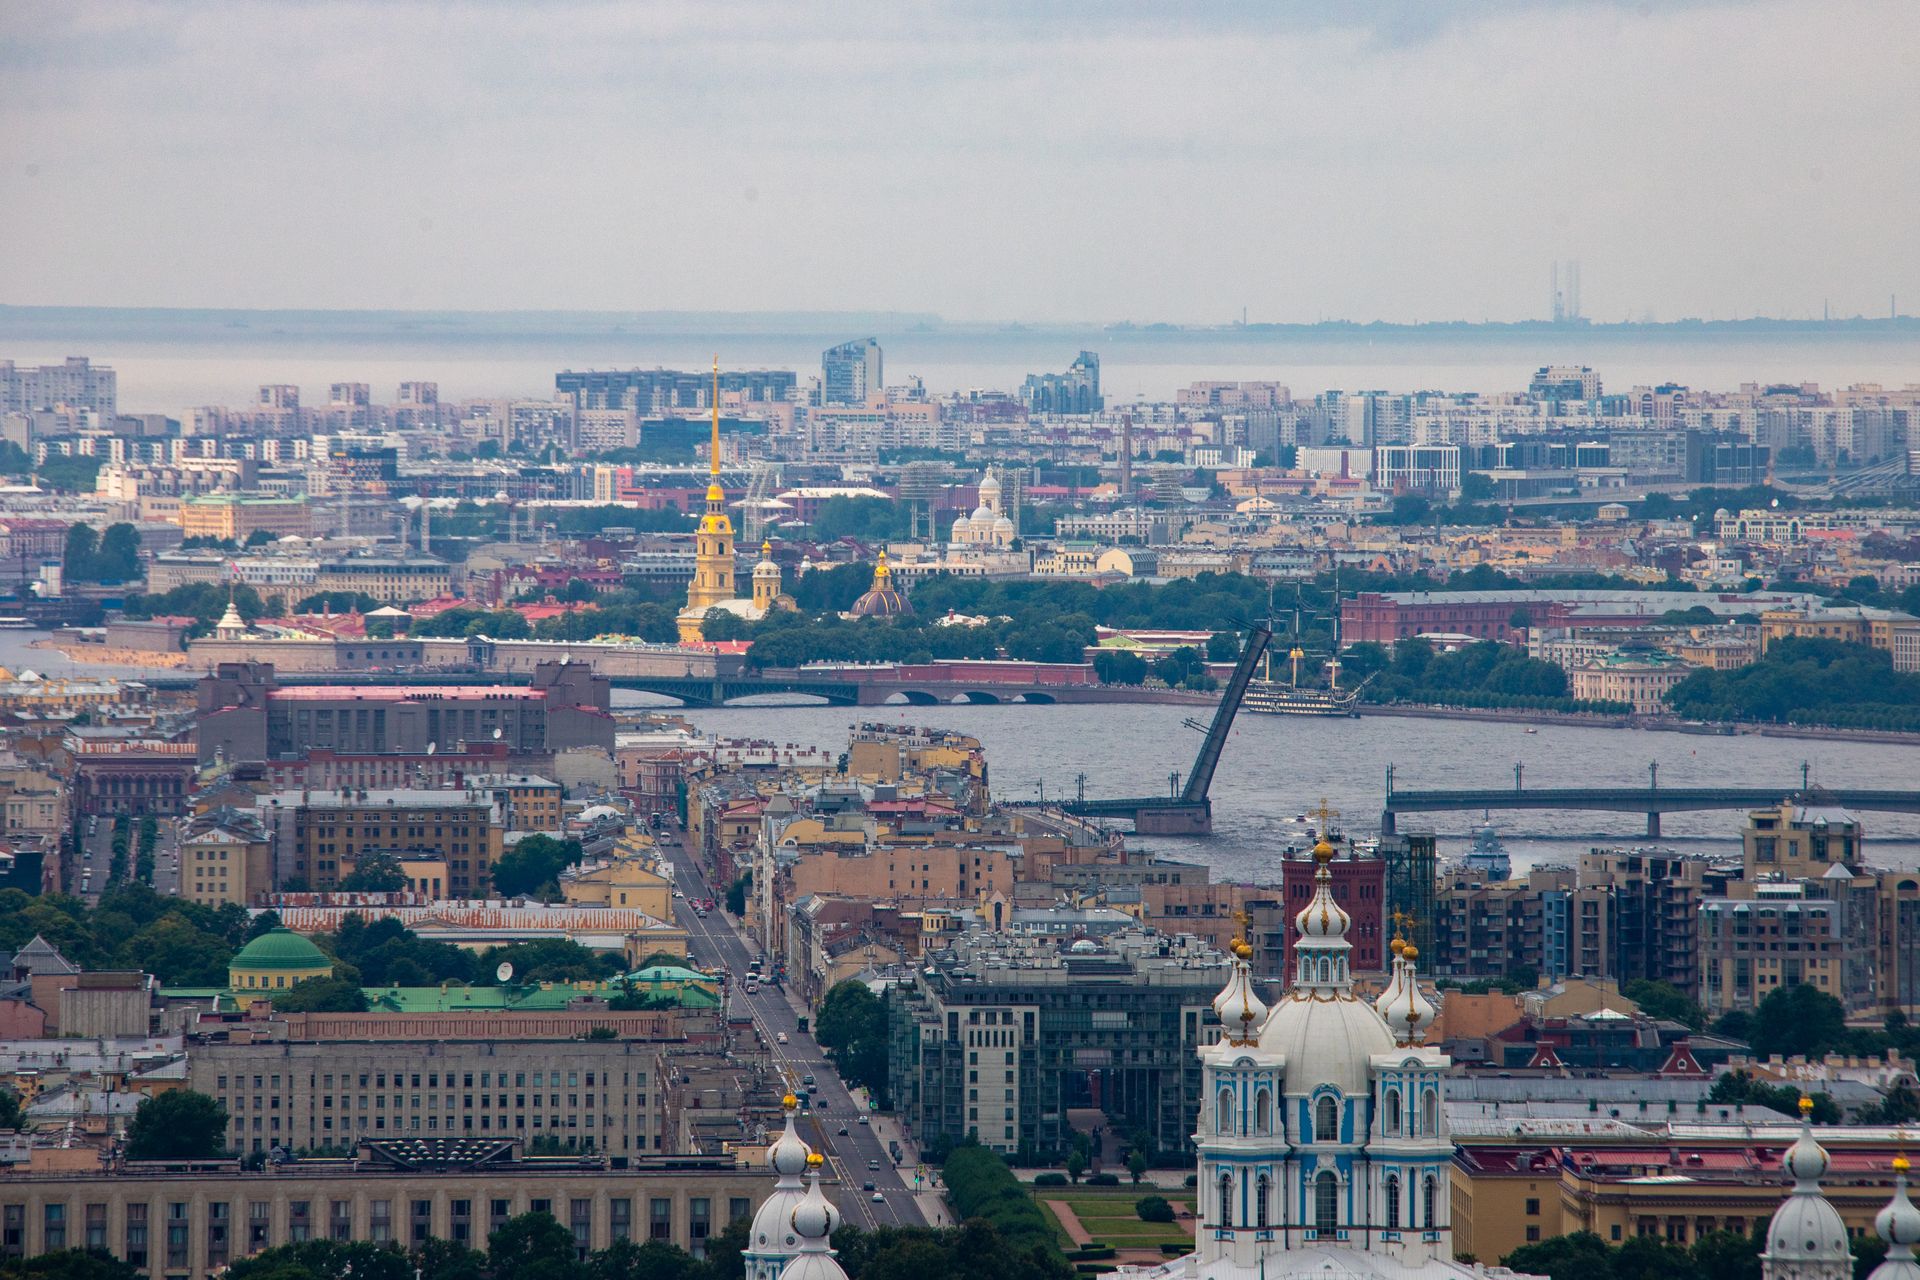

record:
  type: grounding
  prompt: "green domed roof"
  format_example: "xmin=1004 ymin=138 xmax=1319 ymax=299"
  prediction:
xmin=230 ymin=928 xmax=333 ymax=972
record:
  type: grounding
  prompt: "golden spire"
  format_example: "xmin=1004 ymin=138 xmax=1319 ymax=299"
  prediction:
xmin=709 ymin=354 xmax=722 ymax=479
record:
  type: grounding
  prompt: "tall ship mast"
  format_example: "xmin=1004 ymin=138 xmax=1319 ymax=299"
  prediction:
xmin=1243 ymin=580 xmax=1362 ymax=717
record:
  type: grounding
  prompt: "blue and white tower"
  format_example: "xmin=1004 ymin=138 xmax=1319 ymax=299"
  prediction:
xmin=745 ymin=1094 xmax=815 ymax=1280
xmin=1136 ymin=838 xmax=1525 ymax=1280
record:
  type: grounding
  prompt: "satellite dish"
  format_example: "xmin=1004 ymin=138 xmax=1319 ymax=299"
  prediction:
xmin=496 ymin=962 xmax=513 ymax=983
xmin=426 ymin=741 xmax=438 ymax=755
xmin=493 ymin=728 xmax=503 ymax=740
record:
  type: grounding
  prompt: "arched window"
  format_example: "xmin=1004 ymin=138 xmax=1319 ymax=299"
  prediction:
xmin=1219 ymin=1171 xmax=1234 ymax=1229
xmin=1384 ymin=1174 xmax=1401 ymax=1230
xmin=1255 ymin=1088 xmax=1272 ymax=1136
xmin=1423 ymin=1174 xmax=1438 ymax=1229
xmin=1255 ymin=1173 xmax=1270 ymax=1228
xmin=1385 ymin=1089 xmax=1402 ymax=1135
xmin=1315 ymin=1094 xmax=1339 ymax=1142
xmin=1217 ymin=1087 xmax=1234 ymax=1135
xmin=1314 ymin=1172 xmax=1338 ymax=1238
xmin=1421 ymin=1089 xmax=1438 ymax=1137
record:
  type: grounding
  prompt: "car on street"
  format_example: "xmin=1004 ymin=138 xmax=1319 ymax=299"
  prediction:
xmin=837 ymin=1127 xmax=849 ymax=1136
xmin=776 ymin=1032 xmax=788 ymax=1044
xmin=867 ymin=1160 xmax=880 ymax=1171
xmin=870 ymin=1193 xmax=884 ymax=1204
xmin=857 ymin=1115 xmax=870 ymax=1125
xmin=861 ymin=1182 xmax=874 ymax=1192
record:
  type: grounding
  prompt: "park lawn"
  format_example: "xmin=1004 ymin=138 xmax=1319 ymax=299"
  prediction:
xmin=1035 ymin=1188 xmax=1197 ymax=1250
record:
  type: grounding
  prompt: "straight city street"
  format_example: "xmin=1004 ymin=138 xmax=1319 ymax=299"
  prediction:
xmin=656 ymin=828 xmax=933 ymax=1233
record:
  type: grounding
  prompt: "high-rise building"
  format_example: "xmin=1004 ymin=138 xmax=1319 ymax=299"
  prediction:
xmin=0 ymin=356 xmax=117 ymax=417
xmin=821 ymin=339 xmax=882 ymax=406
xmin=1022 ymin=351 xmax=1102 ymax=414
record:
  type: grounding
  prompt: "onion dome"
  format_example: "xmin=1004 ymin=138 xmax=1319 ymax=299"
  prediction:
xmin=1374 ymin=937 xmax=1409 ymax=1021
xmin=768 ymin=1093 xmax=811 ymax=1176
xmin=755 ymin=541 xmax=782 ymax=580
xmin=749 ymin=1095 xmax=814 ymax=1255
xmin=1211 ymin=937 xmax=1267 ymax=1046
xmin=848 ymin=552 xmax=912 ymax=618
xmin=1294 ymin=840 xmax=1352 ymax=940
xmin=1259 ymin=834 xmax=1394 ymax=1094
xmin=777 ymin=1161 xmax=849 ymax=1280
xmin=1763 ymin=1097 xmax=1852 ymax=1272
xmin=1872 ymin=1156 xmax=1920 ymax=1279
xmin=978 ymin=471 xmax=1002 ymax=501
xmin=1383 ymin=944 xmax=1436 ymax=1047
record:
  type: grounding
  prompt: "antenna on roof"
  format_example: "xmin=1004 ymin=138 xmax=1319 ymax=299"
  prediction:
xmin=496 ymin=962 xmax=513 ymax=983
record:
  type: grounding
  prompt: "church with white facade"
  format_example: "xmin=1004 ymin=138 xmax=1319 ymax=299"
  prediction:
xmin=740 ymin=834 xmax=1920 ymax=1280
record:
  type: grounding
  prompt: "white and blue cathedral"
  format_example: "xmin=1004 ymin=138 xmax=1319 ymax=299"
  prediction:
xmin=742 ymin=836 xmax=1920 ymax=1280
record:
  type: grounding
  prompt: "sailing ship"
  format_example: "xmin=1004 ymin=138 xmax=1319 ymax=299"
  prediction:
xmin=1243 ymin=586 xmax=1363 ymax=717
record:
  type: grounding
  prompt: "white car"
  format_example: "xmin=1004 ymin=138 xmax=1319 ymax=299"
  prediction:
xmin=776 ymin=1032 xmax=788 ymax=1044
xmin=857 ymin=1115 xmax=870 ymax=1125
xmin=870 ymin=1193 xmax=884 ymax=1203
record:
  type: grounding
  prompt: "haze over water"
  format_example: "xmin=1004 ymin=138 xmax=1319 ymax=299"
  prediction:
xmin=5 ymin=310 xmax=1920 ymax=414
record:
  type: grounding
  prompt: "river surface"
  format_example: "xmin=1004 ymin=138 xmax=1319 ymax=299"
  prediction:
xmin=620 ymin=696 xmax=1920 ymax=880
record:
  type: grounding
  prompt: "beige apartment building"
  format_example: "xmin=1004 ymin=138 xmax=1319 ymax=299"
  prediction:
xmin=311 ymin=558 xmax=452 ymax=604
xmin=178 ymin=494 xmax=313 ymax=543
xmin=179 ymin=808 xmax=274 ymax=908
xmin=467 ymin=774 xmax=564 ymax=832
xmin=188 ymin=1011 xmax=688 ymax=1157
xmin=0 ymin=1148 xmax=768 ymax=1274
xmin=261 ymin=788 xmax=506 ymax=898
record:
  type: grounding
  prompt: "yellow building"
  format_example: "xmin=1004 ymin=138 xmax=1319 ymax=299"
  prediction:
xmin=562 ymin=849 xmax=673 ymax=919
xmin=179 ymin=807 xmax=273 ymax=908
xmin=178 ymin=494 xmax=312 ymax=542
xmin=226 ymin=926 xmax=336 ymax=1006
xmin=469 ymin=773 xmax=564 ymax=832
xmin=1743 ymin=800 xmax=1864 ymax=878
xmin=311 ymin=558 xmax=452 ymax=604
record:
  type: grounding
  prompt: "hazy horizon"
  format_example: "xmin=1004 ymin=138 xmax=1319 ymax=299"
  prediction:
xmin=5 ymin=2 xmax=1917 ymax=325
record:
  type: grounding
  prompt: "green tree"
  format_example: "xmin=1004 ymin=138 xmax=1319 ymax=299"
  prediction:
xmin=1622 ymin=979 xmax=1707 ymax=1031
xmin=1092 ymin=650 xmax=1149 ymax=685
xmin=273 ymin=976 xmax=370 ymax=1012
xmin=1134 ymin=1195 xmax=1173 ymax=1223
xmin=0 ymin=1087 xmax=22 ymax=1131
xmin=0 ymin=1250 xmax=148 ymax=1280
xmin=341 ymin=854 xmax=408 ymax=893
xmin=486 ymin=1211 xmax=579 ymax=1280
xmin=1064 ymin=1150 xmax=1085 ymax=1183
xmin=702 ymin=608 xmax=752 ymax=641
xmin=96 ymin=523 xmax=143 ymax=581
xmin=125 ymin=1089 xmax=229 ymax=1159
xmin=1750 ymin=984 xmax=1850 ymax=1059
xmin=814 ymin=979 xmax=890 ymax=1102
xmin=226 ymin=1240 xmax=413 ymax=1280
xmin=492 ymin=835 xmax=586 ymax=899
xmin=1127 ymin=1148 xmax=1148 ymax=1184
xmin=63 ymin=523 xmax=99 ymax=582
xmin=726 ymin=873 xmax=751 ymax=916
xmin=1205 ymin=631 xmax=1240 ymax=662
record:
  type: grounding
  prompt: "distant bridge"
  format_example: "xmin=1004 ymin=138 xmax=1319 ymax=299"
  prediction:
xmin=147 ymin=667 xmax=1198 ymax=708
xmin=1382 ymin=768 xmax=1920 ymax=837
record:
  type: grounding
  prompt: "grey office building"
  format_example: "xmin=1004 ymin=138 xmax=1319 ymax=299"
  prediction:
xmin=885 ymin=928 xmax=1225 ymax=1159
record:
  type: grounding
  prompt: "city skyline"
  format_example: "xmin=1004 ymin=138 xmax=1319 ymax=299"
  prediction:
xmin=4 ymin=1 xmax=1917 ymax=324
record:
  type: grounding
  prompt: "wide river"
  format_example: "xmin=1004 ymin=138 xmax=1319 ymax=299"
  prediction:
xmin=620 ymin=696 xmax=1920 ymax=880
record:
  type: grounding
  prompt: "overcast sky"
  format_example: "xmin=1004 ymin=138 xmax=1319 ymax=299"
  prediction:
xmin=3 ymin=0 xmax=1916 ymax=324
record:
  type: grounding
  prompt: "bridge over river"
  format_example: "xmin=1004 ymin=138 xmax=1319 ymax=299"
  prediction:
xmin=1382 ymin=762 xmax=1920 ymax=837
xmin=142 ymin=667 xmax=1198 ymax=707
